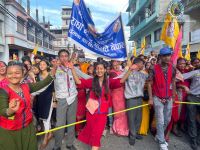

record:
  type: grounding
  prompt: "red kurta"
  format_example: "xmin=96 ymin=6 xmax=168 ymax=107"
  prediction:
xmin=77 ymin=78 xmax=122 ymax=147
xmin=76 ymin=88 xmax=87 ymax=134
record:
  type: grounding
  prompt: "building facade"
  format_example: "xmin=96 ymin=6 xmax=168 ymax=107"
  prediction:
xmin=0 ymin=0 xmax=56 ymax=62
xmin=50 ymin=6 xmax=85 ymax=59
xmin=127 ymin=0 xmax=171 ymax=55
xmin=127 ymin=0 xmax=200 ymax=56
xmin=182 ymin=0 xmax=200 ymax=56
xmin=51 ymin=6 xmax=74 ymax=53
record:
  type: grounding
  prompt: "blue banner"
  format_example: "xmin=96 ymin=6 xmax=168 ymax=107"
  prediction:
xmin=68 ymin=0 xmax=127 ymax=60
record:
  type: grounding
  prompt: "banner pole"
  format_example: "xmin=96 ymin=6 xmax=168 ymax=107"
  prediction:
xmin=120 ymin=12 xmax=128 ymax=60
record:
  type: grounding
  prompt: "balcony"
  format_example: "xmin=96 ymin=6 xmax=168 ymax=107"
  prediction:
xmin=130 ymin=12 xmax=157 ymax=40
xmin=36 ymin=37 xmax=42 ymax=46
xmin=49 ymin=44 xmax=53 ymax=50
xmin=62 ymin=25 xmax=70 ymax=29
xmin=127 ymin=0 xmax=147 ymax=25
xmin=27 ymin=34 xmax=35 ymax=43
xmin=43 ymin=42 xmax=49 ymax=48
xmin=184 ymin=0 xmax=200 ymax=12
xmin=62 ymin=14 xmax=71 ymax=19
xmin=54 ymin=34 xmax=63 ymax=38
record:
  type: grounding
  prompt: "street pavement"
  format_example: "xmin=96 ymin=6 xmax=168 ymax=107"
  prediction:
xmin=39 ymin=131 xmax=195 ymax=150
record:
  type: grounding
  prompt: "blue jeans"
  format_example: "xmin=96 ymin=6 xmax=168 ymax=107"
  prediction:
xmin=153 ymin=96 xmax=172 ymax=143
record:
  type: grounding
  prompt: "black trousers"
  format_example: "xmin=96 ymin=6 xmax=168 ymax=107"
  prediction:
xmin=187 ymin=94 xmax=200 ymax=140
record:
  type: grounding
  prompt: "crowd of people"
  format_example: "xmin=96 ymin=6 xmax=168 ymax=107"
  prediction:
xmin=0 ymin=47 xmax=200 ymax=150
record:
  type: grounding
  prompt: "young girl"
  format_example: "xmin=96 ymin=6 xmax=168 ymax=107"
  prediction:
xmin=69 ymin=60 xmax=138 ymax=150
xmin=0 ymin=61 xmax=57 ymax=150
xmin=34 ymin=60 xmax=55 ymax=149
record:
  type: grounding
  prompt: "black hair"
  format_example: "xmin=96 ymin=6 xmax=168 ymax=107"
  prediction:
xmin=92 ymin=61 xmax=109 ymax=100
xmin=34 ymin=55 xmax=43 ymax=60
xmin=0 ymin=61 xmax=7 ymax=66
xmin=22 ymin=58 xmax=32 ymax=66
xmin=133 ymin=57 xmax=145 ymax=64
xmin=58 ymin=49 xmax=70 ymax=57
xmin=191 ymin=58 xmax=200 ymax=64
xmin=22 ymin=56 xmax=31 ymax=63
xmin=145 ymin=62 xmax=151 ymax=68
xmin=138 ymin=54 xmax=145 ymax=58
xmin=39 ymin=59 xmax=51 ymax=72
xmin=97 ymin=57 xmax=103 ymax=62
xmin=177 ymin=57 xmax=186 ymax=64
xmin=8 ymin=61 xmax=24 ymax=71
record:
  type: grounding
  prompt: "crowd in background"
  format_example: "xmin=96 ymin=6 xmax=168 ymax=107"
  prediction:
xmin=0 ymin=47 xmax=200 ymax=150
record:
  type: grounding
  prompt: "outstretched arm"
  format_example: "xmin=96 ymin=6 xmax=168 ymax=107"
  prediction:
xmin=120 ymin=64 xmax=138 ymax=83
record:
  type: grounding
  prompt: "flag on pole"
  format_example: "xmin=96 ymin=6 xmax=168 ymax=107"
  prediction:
xmin=133 ymin=43 xmax=137 ymax=57
xmin=171 ymin=26 xmax=183 ymax=65
xmin=68 ymin=0 xmax=127 ymax=60
xmin=140 ymin=38 xmax=146 ymax=55
xmin=12 ymin=53 xmax=18 ymax=61
xmin=185 ymin=43 xmax=191 ymax=61
xmin=31 ymin=44 xmax=39 ymax=63
xmin=178 ymin=46 xmax=183 ymax=58
xmin=196 ymin=50 xmax=200 ymax=59
xmin=160 ymin=13 xmax=179 ymax=49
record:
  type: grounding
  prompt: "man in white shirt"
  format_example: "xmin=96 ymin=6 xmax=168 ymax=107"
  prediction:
xmin=53 ymin=49 xmax=78 ymax=150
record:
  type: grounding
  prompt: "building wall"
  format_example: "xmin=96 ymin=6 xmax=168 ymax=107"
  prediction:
xmin=0 ymin=0 xmax=56 ymax=62
xmin=0 ymin=0 xmax=7 ymax=61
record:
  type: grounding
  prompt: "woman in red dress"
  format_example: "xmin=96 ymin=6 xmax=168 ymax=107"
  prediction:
xmin=70 ymin=61 xmax=138 ymax=150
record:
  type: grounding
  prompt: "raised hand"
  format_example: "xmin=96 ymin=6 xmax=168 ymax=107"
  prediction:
xmin=66 ymin=62 xmax=74 ymax=69
xmin=130 ymin=64 xmax=139 ymax=71
xmin=51 ymin=59 xmax=60 ymax=77
xmin=9 ymin=99 xmax=20 ymax=113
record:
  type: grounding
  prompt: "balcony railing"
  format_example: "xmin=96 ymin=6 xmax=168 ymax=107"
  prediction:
xmin=27 ymin=34 xmax=35 ymax=43
xmin=49 ymin=44 xmax=53 ymax=49
xmin=36 ymin=37 xmax=43 ymax=46
xmin=184 ymin=0 xmax=200 ymax=13
xmin=128 ymin=0 xmax=147 ymax=25
xmin=43 ymin=42 xmax=49 ymax=48
xmin=130 ymin=13 xmax=157 ymax=39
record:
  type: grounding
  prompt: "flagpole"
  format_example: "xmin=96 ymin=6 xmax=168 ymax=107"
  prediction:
xmin=120 ymin=12 xmax=128 ymax=60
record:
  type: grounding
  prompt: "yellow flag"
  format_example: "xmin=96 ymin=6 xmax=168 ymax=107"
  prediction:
xmin=160 ymin=13 xmax=179 ymax=49
xmin=13 ymin=53 xmax=18 ymax=60
xmin=178 ymin=46 xmax=183 ymax=58
xmin=133 ymin=42 xmax=137 ymax=57
xmin=32 ymin=44 xmax=39 ymax=55
xmin=140 ymin=38 xmax=146 ymax=55
xmin=133 ymin=47 xmax=137 ymax=57
xmin=41 ymin=52 xmax=44 ymax=56
xmin=185 ymin=43 xmax=191 ymax=61
xmin=196 ymin=50 xmax=200 ymax=59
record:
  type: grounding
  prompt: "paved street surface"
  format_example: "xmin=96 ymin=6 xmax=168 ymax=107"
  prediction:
xmin=39 ymin=131 xmax=195 ymax=150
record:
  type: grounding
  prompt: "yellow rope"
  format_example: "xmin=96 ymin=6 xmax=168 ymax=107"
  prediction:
xmin=36 ymin=104 xmax=149 ymax=136
xmin=36 ymin=101 xmax=200 ymax=136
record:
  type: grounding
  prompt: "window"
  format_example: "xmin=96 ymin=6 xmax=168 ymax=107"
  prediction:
xmin=0 ymin=21 xmax=3 ymax=43
xmin=154 ymin=28 xmax=161 ymax=42
xmin=136 ymin=38 xmax=141 ymax=48
xmin=146 ymin=34 xmax=151 ymax=48
xmin=17 ymin=17 xmax=25 ymax=34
